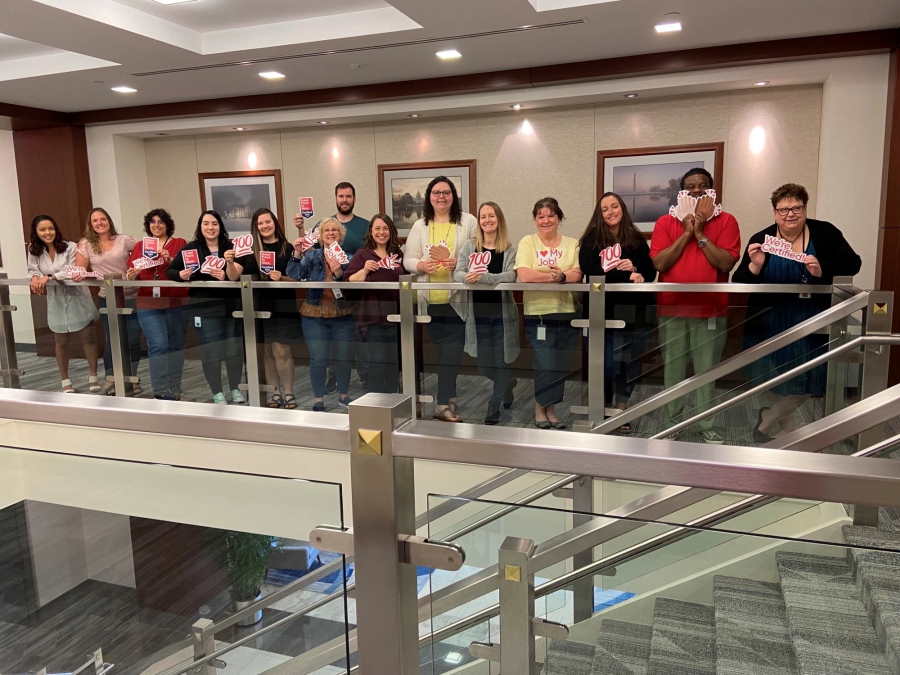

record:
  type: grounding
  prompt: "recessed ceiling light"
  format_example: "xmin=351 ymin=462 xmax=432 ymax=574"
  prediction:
xmin=408 ymin=114 xmax=420 ymax=119
xmin=511 ymin=104 xmax=522 ymax=111
xmin=259 ymin=71 xmax=285 ymax=80
xmin=110 ymin=85 xmax=138 ymax=94
xmin=233 ymin=127 xmax=245 ymax=131
xmin=754 ymin=80 xmax=770 ymax=87
xmin=436 ymin=49 xmax=462 ymax=61
xmin=625 ymin=93 xmax=639 ymax=99
xmin=318 ymin=121 xmax=329 ymax=125
xmin=654 ymin=13 xmax=682 ymax=33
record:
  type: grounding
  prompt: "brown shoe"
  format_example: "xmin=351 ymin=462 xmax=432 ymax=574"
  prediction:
xmin=433 ymin=406 xmax=462 ymax=422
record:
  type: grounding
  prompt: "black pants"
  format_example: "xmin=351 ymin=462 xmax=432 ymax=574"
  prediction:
xmin=426 ymin=304 xmax=465 ymax=405
xmin=475 ymin=315 xmax=510 ymax=407
xmin=525 ymin=313 xmax=578 ymax=407
xmin=363 ymin=322 xmax=399 ymax=394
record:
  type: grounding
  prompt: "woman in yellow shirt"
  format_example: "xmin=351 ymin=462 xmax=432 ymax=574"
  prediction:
xmin=515 ymin=197 xmax=581 ymax=429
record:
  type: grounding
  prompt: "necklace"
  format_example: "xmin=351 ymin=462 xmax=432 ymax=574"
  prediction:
xmin=777 ymin=225 xmax=806 ymax=251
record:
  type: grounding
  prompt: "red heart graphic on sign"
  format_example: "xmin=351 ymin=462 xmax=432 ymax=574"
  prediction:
xmin=540 ymin=250 xmax=548 ymax=256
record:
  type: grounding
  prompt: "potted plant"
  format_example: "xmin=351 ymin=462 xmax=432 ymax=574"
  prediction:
xmin=221 ymin=531 xmax=277 ymax=626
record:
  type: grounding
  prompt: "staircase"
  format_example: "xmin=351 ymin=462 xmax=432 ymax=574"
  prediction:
xmin=545 ymin=507 xmax=900 ymax=674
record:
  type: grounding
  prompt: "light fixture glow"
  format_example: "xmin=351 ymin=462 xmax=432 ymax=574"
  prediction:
xmin=511 ymin=104 xmax=522 ymax=111
xmin=258 ymin=71 xmax=285 ymax=80
xmin=654 ymin=20 xmax=682 ymax=33
xmin=436 ymin=49 xmax=462 ymax=61
xmin=247 ymin=152 xmax=258 ymax=169
xmin=519 ymin=119 xmax=535 ymax=136
xmin=625 ymin=93 xmax=639 ymax=99
xmin=331 ymin=146 xmax=341 ymax=160
xmin=110 ymin=85 xmax=137 ymax=94
xmin=233 ymin=127 xmax=245 ymax=131
xmin=749 ymin=125 xmax=766 ymax=155
xmin=754 ymin=80 xmax=770 ymax=87
xmin=318 ymin=121 xmax=329 ymax=126
xmin=408 ymin=113 xmax=420 ymax=118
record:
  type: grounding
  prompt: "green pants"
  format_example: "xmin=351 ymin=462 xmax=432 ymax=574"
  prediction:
xmin=659 ymin=316 xmax=726 ymax=432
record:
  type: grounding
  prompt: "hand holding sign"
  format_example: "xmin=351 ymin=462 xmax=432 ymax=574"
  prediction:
xmin=325 ymin=241 xmax=349 ymax=265
xmin=295 ymin=230 xmax=319 ymax=255
xmin=468 ymin=250 xmax=491 ymax=273
xmin=376 ymin=253 xmax=401 ymax=271
xmin=132 ymin=256 xmax=164 ymax=271
xmin=599 ymin=244 xmax=622 ymax=273
xmin=299 ymin=197 xmax=314 ymax=220
xmin=760 ymin=234 xmax=808 ymax=263
xmin=428 ymin=243 xmax=452 ymax=267
xmin=259 ymin=250 xmax=276 ymax=275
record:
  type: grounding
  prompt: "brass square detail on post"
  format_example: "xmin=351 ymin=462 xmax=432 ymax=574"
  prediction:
xmin=357 ymin=428 xmax=383 ymax=455
xmin=504 ymin=564 xmax=521 ymax=582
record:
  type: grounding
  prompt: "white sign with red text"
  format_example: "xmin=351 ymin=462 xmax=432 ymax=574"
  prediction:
xmin=132 ymin=256 xmax=164 ymax=271
xmin=62 ymin=265 xmax=103 ymax=280
xmin=200 ymin=255 xmax=226 ymax=274
xmin=468 ymin=250 xmax=492 ymax=274
xmin=376 ymin=253 xmax=401 ymax=271
xmin=761 ymin=234 xmax=808 ymax=263
xmin=325 ymin=241 xmax=349 ymax=265
xmin=600 ymin=244 xmax=622 ymax=273
xmin=232 ymin=234 xmax=253 ymax=257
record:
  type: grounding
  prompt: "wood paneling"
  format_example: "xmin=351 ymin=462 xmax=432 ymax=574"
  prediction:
xmin=879 ymin=49 xmax=900 ymax=385
xmin=73 ymin=29 xmax=900 ymax=125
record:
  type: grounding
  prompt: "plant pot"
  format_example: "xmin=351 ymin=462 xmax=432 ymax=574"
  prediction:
xmin=234 ymin=591 xmax=263 ymax=627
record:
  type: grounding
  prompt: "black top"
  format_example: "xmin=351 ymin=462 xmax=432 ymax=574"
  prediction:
xmin=236 ymin=240 xmax=295 ymax=314
xmin=167 ymin=239 xmax=238 ymax=303
xmin=473 ymin=248 xmax=504 ymax=316
xmin=578 ymin=239 xmax=656 ymax=320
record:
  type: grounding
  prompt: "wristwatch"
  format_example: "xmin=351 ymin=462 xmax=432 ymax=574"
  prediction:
xmin=697 ymin=238 xmax=709 ymax=248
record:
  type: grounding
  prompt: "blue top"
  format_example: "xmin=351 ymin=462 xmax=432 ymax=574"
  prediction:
xmin=286 ymin=245 xmax=349 ymax=305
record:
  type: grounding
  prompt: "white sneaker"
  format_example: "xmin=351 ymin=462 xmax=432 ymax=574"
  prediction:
xmin=212 ymin=392 xmax=227 ymax=404
xmin=701 ymin=430 xmax=725 ymax=444
xmin=230 ymin=388 xmax=246 ymax=404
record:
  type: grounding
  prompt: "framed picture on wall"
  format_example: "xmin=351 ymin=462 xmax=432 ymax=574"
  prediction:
xmin=377 ymin=160 xmax=477 ymax=235
xmin=198 ymin=170 xmax=284 ymax=234
xmin=597 ymin=143 xmax=724 ymax=232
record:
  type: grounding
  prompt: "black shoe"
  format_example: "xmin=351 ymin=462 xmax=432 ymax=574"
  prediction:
xmin=484 ymin=403 xmax=501 ymax=425
xmin=503 ymin=379 xmax=515 ymax=409
xmin=312 ymin=400 xmax=326 ymax=412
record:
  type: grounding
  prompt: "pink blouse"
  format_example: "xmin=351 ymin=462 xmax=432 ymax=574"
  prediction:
xmin=77 ymin=235 xmax=137 ymax=298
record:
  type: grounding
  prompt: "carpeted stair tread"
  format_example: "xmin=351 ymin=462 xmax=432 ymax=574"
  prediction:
xmin=843 ymin=525 xmax=900 ymax=554
xmin=776 ymin=551 xmax=892 ymax=674
xmin=880 ymin=507 xmax=900 ymax=533
xmin=647 ymin=597 xmax=715 ymax=674
xmin=712 ymin=575 xmax=797 ymax=674
xmin=545 ymin=638 xmax=596 ymax=675
xmin=592 ymin=619 xmax=651 ymax=674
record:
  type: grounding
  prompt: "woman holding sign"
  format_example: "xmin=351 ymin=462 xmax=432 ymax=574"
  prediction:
xmin=733 ymin=183 xmax=861 ymax=440
xmin=126 ymin=209 xmax=187 ymax=400
xmin=168 ymin=210 xmax=244 ymax=405
xmin=578 ymin=193 xmax=656 ymax=428
xmin=453 ymin=202 xmax=519 ymax=425
xmin=346 ymin=214 xmax=404 ymax=395
xmin=403 ymin=176 xmax=477 ymax=422
xmin=225 ymin=208 xmax=297 ymax=408
xmin=27 ymin=214 xmax=101 ymax=393
xmin=287 ymin=218 xmax=353 ymax=411
xmin=515 ymin=197 xmax=581 ymax=429
xmin=75 ymin=207 xmax=141 ymax=395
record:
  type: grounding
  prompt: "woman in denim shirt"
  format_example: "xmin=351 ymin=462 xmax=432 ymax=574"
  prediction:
xmin=286 ymin=218 xmax=353 ymax=411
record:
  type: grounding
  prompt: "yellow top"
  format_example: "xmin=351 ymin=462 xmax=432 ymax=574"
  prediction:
xmin=427 ymin=222 xmax=457 ymax=304
xmin=515 ymin=233 xmax=580 ymax=315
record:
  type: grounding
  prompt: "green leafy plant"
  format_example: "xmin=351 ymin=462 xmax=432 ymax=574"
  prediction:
xmin=221 ymin=531 xmax=277 ymax=602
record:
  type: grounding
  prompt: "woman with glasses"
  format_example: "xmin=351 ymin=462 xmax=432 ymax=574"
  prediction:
xmin=733 ymin=183 xmax=861 ymax=441
xmin=403 ymin=176 xmax=476 ymax=422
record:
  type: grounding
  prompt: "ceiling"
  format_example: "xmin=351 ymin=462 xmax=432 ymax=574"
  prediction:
xmin=0 ymin=0 xmax=897 ymax=115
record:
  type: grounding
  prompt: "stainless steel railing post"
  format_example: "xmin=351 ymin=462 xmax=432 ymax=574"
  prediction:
xmin=191 ymin=618 xmax=217 ymax=675
xmin=499 ymin=536 xmax=540 ymax=674
xmin=237 ymin=275 xmax=262 ymax=407
xmin=0 ymin=275 xmax=21 ymax=389
xmin=103 ymin=279 xmax=127 ymax=397
xmin=588 ymin=277 xmax=606 ymax=428
xmin=399 ymin=275 xmax=418 ymax=418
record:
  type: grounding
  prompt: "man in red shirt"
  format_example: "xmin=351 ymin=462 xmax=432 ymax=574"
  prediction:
xmin=650 ymin=168 xmax=741 ymax=443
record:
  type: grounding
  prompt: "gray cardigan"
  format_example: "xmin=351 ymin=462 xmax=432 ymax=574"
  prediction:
xmin=452 ymin=239 xmax=520 ymax=363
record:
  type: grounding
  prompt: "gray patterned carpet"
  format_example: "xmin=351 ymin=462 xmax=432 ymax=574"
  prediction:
xmin=544 ymin=509 xmax=900 ymax=674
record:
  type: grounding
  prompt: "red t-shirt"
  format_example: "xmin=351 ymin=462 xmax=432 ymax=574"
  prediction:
xmin=650 ymin=212 xmax=741 ymax=318
xmin=127 ymin=237 xmax=189 ymax=309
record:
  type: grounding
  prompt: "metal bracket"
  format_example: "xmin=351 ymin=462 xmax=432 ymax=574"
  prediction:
xmin=309 ymin=526 xmax=465 ymax=570
xmin=98 ymin=307 xmax=134 ymax=315
xmin=570 ymin=406 xmax=623 ymax=417
xmin=71 ymin=648 xmax=114 ymax=675
xmin=0 ymin=305 xmax=17 ymax=312
xmin=532 ymin=617 xmax=570 ymax=640
xmin=469 ymin=642 xmax=500 ymax=662
xmin=387 ymin=314 xmax=401 ymax=323
xmin=417 ymin=394 xmax=434 ymax=403
xmin=415 ymin=315 xmax=432 ymax=324
xmin=232 ymin=310 xmax=272 ymax=319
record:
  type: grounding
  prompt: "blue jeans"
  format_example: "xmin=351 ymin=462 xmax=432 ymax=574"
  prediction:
xmin=137 ymin=307 xmax=185 ymax=398
xmin=98 ymin=296 xmax=140 ymax=380
xmin=525 ymin=314 xmax=578 ymax=408
xmin=302 ymin=315 xmax=355 ymax=398
xmin=196 ymin=311 xmax=244 ymax=395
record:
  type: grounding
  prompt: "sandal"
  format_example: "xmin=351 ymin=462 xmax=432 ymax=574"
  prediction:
xmin=88 ymin=376 xmax=101 ymax=393
xmin=282 ymin=393 xmax=297 ymax=409
xmin=433 ymin=406 xmax=461 ymax=422
xmin=61 ymin=379 xmax=76 ymax=394
xmin=267 ymin=393 xmax=284 ymax=408
xmin=130 ymin=379 xmax=143 ymax=397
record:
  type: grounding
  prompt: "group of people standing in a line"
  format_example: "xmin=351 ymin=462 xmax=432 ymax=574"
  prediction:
xmin=27 ymin=168 xmax=861 ymax=439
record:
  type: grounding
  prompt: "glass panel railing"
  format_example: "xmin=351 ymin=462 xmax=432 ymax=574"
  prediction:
xmin=425 ymin=492 xmax=900 ymax=675
xmin=0 ymin=443 xmax=349 ymax=675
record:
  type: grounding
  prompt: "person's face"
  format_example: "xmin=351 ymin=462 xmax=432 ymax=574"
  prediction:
xmin=90 ymin=211 xmax=110 ymax=235
xmin=200 ymin=215 xmax=220 ymax=240
xmin=371 ymin=219 xmax=391 ymax=246
xmin=256 ymin=213 xmax=277 ymax=241
xmin=773 ymin=198 xmax=807 ymax=233
xmin=479 ymin=206 xmax=498 ymax=236
xmin=321 ymin=223 xmax=342 ymax=245
xmin=335 ymin=188 xmax=355 ymax=216
xmin=600 ymin=196 xmax=623 ymax=231
xmin=36 ymin=220 xmax=57 ymax=246
xmin=534 ymin=207 xmax=560 ymax=235
xmin=682 ymin=172 xmax=711 ymax=198
xmin=429 ymin=182 xmax=453 ymax=214
xmin=148 ymin=215 xmax=167 ymax=238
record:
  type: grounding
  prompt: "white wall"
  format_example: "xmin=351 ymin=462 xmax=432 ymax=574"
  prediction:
xmin=0 ymin=130 xmax=35 ymax=342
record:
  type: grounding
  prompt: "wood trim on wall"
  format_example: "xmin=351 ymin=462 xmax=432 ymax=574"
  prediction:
xmin=67 ymin=28 xmax=900 ymax=126
xmin=878 ymin=49 xmax=900 ymax=385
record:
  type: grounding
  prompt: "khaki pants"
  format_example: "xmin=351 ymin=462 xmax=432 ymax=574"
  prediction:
xmin=659 ymin=316 xmax=726 ymax=433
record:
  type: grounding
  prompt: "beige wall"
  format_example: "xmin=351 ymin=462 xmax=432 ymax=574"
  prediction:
xmin=142 ymin=85 xmax=822 ymax=252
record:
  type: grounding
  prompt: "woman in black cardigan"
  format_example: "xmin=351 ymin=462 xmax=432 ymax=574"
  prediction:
xmin=578 ymin=192 xmax=656 ymax=426
xmin=732 ymin=183 xmax=861 ymax=441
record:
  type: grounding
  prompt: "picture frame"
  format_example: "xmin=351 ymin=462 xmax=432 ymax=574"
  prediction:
xmin=377 ymin=160 xmax=477 ymax=235
xmin=597 ymin=143 xmax=724 ymax=233
xmin=198 ymin=170 xmax=284 ymax=235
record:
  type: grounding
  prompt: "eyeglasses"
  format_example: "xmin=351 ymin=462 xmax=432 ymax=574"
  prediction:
xmin=431 ymin=190 xmax=453 ymax=197
xmin=775 ymin=205 xmax=805 ymax=216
